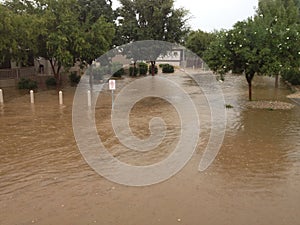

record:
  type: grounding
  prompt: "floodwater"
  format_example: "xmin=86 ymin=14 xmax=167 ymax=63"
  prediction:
xmin=0 ymin=72 xmax=300 ymax=225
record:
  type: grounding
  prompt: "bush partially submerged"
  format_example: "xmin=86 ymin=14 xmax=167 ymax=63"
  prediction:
xmin=162 ymin=64 xmax=175 ymax=73
xmin=18 ymin=78 xmax=38 ymax=90
xmin=69 ymin=72 xmax=81 ymax=84
xmin=45 ymin=77 xmax=57 ymax=87
xmin=138 ymin=62 xmax=148 ymax=75
xmin=148 ymin=65 xmax=158 ymax=74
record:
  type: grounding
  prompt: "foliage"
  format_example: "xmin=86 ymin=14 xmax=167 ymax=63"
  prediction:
xmin=116 ymin=0 xmax=190 ymax=45
xmin=91 ymin=66 xmax=109 ymax=80
xmin=111 ymin=62 xmax=125 ymax=77
xmin=162 ymin=64 xmax=175 ymax=73
xmin=148 ymin=65 xmax=158 ymax=74
xmin=69 ymin=72 xmax=81 ymax=84
xmin=45 ymin=77 xmax=57 ymax=87
xmin=203 ymin=0 xmax=300 ymax=100
xmin=18 ymin=78 xmax=38 ymax=90
xmin=185 ymin=30 xmax=215 ymax=58
xmin=138 ymin=62 xmax=148 ymax=75
xmin=129 ymin=66 xmax=138 ymax=76
xmin=0 ymin=3 xmax=38 ymax=67
xmin=0 ymin=0 xmax=115 ymax=82
xmin=282 ymin=68 xmax=300 ymax=85
xmin=115 ymin=0 xmax=190 ymax=70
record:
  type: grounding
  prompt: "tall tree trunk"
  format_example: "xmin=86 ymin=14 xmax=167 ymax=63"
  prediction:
xmin=275 ymin=74 xmax=279 ymax=88
xmin=246 ymin=71 xmax=255 ymax=101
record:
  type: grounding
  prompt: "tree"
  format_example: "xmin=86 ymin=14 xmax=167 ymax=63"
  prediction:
xmin=185 ymin=29 xmax=215 ymax=59
xmin=203 ymin=30 xmax=231 ymax=80
xmin=204 ymin=20 xmax=265 ymax=101
xmin=2 ymin=0 xmax=115 ymax=84
xmin=204 ymin=0 xmax=300 ymax=101
xmin=116 ymin=0 xmax=190 ymax=75
xmin=256 ymin=0 xmax=300 ymax=87
xmin=0 ymin=3 xmax=38 ymax=68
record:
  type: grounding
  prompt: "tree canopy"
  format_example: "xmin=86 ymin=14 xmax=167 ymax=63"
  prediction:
xmin=0 ymin=0 xmax=115 ymax=81
xmin=202 ymin=0 xmax=300 ymax=100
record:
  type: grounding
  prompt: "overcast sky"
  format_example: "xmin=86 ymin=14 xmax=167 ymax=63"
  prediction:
xmin=174 ymin=0 xmax=258 ymax=31
xmin=113 ymin=0 xmax=258 ymax=32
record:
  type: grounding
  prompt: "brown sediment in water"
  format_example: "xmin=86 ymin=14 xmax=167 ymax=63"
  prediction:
xmin=0 ymin=73 xmax=300 ymax=225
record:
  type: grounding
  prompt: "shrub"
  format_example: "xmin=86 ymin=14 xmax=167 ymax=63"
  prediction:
xmin=112 ymin=62 xmax=125 ymax=77
xmin=162 ymin=64 xmax=175 ymax=73
xmin=18 ymin=78 xmax=38 ymax=90
xmin=92 ymin=66 xmax=109 ymax=80
xmin=69 ymin=72 xmax=81 ymax=84
xmin=129 ymin=66 xmax=138 ymax=76
xmin=159 ymin=64 xmax=165 ymax=68
xmin=45 ymin=77 xmax=57 ymax=87
xmin=139 ymin=62 xmax=148 ymax=75
xmin=148 ymin=65 xmax=158 ymax=74
xmin=113 ymin=68 xmax=125 ymax=77
xmin=282 ymin=68 xmax=300 ymax=85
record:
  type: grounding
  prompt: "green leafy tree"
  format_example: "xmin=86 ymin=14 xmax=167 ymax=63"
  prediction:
xmin=203 ymin=30 xmax=231 ymax=79
xmin=116 ymin=0 xmax=190 ymax=75
xmin=0 ymin=3 xmax=38 ymax=68
xmin=185 ymin=29 xmax=215 ymax=58
xmin=256 ymin=0 xmax=300 ymax=87
xmin=2 ymin=0 xmax=115 ymax=84
xmin=204 ymin=0 xmax=300 ymax=101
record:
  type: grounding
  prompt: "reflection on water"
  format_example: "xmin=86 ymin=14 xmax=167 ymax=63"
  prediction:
xmin=0 ymin=73 xmax=300 ymax=225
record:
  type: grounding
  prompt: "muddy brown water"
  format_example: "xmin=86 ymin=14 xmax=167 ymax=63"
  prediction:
xmin=0 ymin=72 xmax=300 ymax=225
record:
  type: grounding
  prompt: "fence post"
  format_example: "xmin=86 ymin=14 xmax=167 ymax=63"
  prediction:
xmin=30 ymin=90 xmax=34 ymax=104
xmin=59 ymin=91 xmax=63 ymax=105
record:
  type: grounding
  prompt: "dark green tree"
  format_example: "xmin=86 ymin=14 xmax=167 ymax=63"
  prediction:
xmin=1 ymin=0 xmax=115 ymax=83
xmin=116 ymin=0 xmax=190 ymax=75
xmin=185 ymin=30 xmax=215 ymax=58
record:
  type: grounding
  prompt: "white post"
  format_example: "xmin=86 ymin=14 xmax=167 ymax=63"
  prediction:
xmin=0 ymin=89 xmax=3 ymax=104
xmin=87 ymin=90 xmax=91 ymax=107
xmin=30 ymin=90 xmax=34 ymax=104
xmin=59 ymin=91 xmax=63 ymax=105
xmin=109 ymin=80 xmax=116 ymax=111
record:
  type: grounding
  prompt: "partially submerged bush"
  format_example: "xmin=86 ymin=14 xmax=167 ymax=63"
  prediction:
xmin=18 ymin=78 xmax=38 ymax=90
xmin=45 ymin=77 xmax=57 ymax=87
xmin=69 ymin=72 xmax=81 ymax=84
xmin=162 ymin=64 xmax=175 ymax=73
xmin=129 ymin=66 xmax=138 ymax=76
xmin=148 ymin=65 xmax=158 ymax=74
xmin=139 ymin=62 xmax=148 ymax=75
xmin=112 ymin=62 xmax=125 ymax=77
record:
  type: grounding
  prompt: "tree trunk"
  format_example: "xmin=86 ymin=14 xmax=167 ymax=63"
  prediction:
xmin=133 ymin=61 xmax=137 ymax=76
xmin=49 ymin=59 xmax=61 ymax=90
xmin=275 ymin=74 xmax=279 ymax=88
xmin=248 ymin=81 xmax=252 ymax=101
xmin=150 ymin=61 xmax=155 ymax=76
xmin=245 ymin=71 xmax=255 ymax=101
